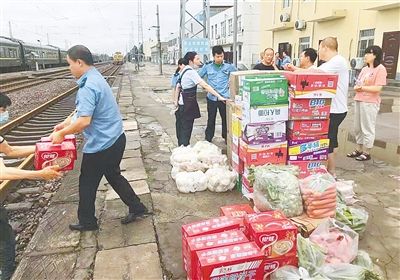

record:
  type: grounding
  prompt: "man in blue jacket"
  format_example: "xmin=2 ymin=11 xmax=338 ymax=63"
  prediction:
xmin=199 ymin=46 xmax=236 ymax=143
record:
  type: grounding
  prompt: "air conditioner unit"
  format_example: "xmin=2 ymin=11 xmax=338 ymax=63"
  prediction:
xmin=280 ymin=13 xmax=290 ymax=22
xmin=350 ymin=57 xmax=364 ymax=70
xmin=295 ymin=20 xmax=306 ymax=30
xmin=292 ymin=58 xmax=301 ymax=67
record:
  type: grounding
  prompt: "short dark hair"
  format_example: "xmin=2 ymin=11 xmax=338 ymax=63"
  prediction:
xmin=365 ymin=45 xmax=383 ymax=68
xmin=264 ymin=48 xmax=274 ymax=54
xmin=0 ymin=92 xmax=11 ymax=108
xmin=67 ymin=45 xmax=94 ymax=65
xmin=212 ymin=45 xmax=224 ymax=56
xmin=303 ymin=48 xmax=318 ymax=63
xmin=175 ymin=58 xmax=185 ymax=74
xmin=183 ymin=51 xmax=197 ymax=65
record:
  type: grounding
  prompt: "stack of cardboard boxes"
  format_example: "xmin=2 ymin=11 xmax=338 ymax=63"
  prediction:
xmin=228 ymin=71 xmax=289 ymax=196
xmin=283 ymin=72 xmax=338 ymax=178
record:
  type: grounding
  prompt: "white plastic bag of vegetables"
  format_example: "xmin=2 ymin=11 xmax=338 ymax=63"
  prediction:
xmin=253 ymin=167 xmax=303 ymax=217
xmin=205 ymin=167 xmax=236 ymax=192
xmin=270 ymin=266 xmax=328 ymax=280
xmin=297 ymin=234 xmax=326 ymax=275
xmin=335 ymin=204 xmax=369 ymax=234
xmin=316 ymin=263 xmax=382 ymax=280
xmin=170 ymin=145 xmax=206 ymax=173
xmin=175 ymin=170 xmax=208 ymax=193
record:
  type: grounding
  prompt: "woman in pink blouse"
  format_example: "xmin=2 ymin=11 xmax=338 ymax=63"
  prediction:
xmin=347 ymin=45 xmax=387 ymax=161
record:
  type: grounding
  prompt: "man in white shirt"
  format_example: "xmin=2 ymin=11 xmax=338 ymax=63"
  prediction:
xmin=318 ymin=37 xmax=349 ymax=178
xmin=286 ymin=48 xmax=318 ymax=70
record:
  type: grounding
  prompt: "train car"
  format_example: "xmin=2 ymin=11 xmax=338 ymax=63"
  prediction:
xmin=0 ymin=36 xmax=24 ymax=72
xmin=23 ymin=43 xmax=60 ymax=69
xmin=113 ymin=52 xmax=124 ymax=65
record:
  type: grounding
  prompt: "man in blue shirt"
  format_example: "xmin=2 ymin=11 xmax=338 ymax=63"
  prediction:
xmin=51 ymin=45 xmax=148 ymax=231
xmin=199 ymin=46 xmax=236 ymax=142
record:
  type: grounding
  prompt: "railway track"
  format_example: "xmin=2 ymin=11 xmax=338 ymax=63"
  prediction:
xmin=0 ymin=64 xmax=121 ymax=202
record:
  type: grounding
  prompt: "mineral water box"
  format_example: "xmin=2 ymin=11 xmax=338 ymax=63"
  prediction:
xmin=284 ymin=72 xmax=338 ymax=99
xmin=242 ymin=104 xmax=289 ymax=124
xmin=34 ymin=141 xmax=76 ymax=171
xmin=242 ymin=76 xmax=288 ymax=106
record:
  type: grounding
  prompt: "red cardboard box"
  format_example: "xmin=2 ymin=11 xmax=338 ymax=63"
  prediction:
xmin=287 ymin=133 xmax=327 ymax=142
xmin=182 ymin=217 xmax=242 ymax=272
xmin=288 ymin=148 xmax=329 ymax=161
xmin=261 ymin=256 xmax=298 ymax=279
xmin=288 ymin=139 xmax=330 ymax=156
xmin=243 ymin=211 xmax=287 ymax=238
xmin=220 ymin=204 xmax=255 ymax=218
xmin=249 ymin=219 xmax=297 ymax=259
xmin=232 ymin=151 xmax=244 ymax=174
xmin=242 ymin=175 xmax=253 ymax=197
xmin=34 ymin=141 xmax=76 ymax=171
xmin=284 ymin=72 xmax=338 ymax=99
xmin=287 ymin=160 xmax=328 ymax=178
xmin=186 ymin=230 xmax=248 ymax=280
xmin=289 ymin=98 xmax=331 ymax=120
xmin=239 ymin=139 xmax=287 ymax=166
xmin=40 ymin=134 xmax=77 ymax=159
xmin=287 ymin=120 xmax=330 ymax=138
xmin=196 ymin=242 xmax=264 ymax=280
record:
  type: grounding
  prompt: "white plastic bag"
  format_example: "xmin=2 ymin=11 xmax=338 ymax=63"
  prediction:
xmin=205 ymin=167 xmax=236 ymax=192
xmin=175 ymin=171 xmax=207 ymax=193
xmin=310 ymin=218 xmax=359 ymax=264
xmin=297 ymin=234 xmax=326 ymax=275
xmin=271 ymin=266 xmax=322 ymax=280
xmin=170 ymin=145 xmax=206 ymax=172
xmin=316 ymin=263 xmax=366 ymax=280
xmin=336 ymin=180 xmax=358 ymax=205
xmin=192 ymin=140 xmax=221 ymax=154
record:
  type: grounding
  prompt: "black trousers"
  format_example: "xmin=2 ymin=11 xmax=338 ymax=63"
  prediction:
xmin=205 ymin=98 xmax=227 ymax=142
xmin=0 ymin=206 xmax=15 ymax=280
xmin=175 ymin=105 xmax=195 ymax=146
xmin=78 ymin=133 xmax=143 ymax=225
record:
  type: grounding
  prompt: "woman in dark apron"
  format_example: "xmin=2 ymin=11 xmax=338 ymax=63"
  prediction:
xmin=175 ymin=52 xmax=228 ymax=146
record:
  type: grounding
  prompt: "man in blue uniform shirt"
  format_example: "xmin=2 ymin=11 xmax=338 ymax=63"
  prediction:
xmin=51 ymin=45 xmax=148 ymax=231
xmin=199 ymin=46 xmax=237 ymax=143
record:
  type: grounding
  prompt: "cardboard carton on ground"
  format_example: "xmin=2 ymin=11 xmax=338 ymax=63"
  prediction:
xmin=287 ymin=119 xmax=330 ymax=138
xmin=181 ymin=216 xmax=242 ymax=272
xmin=242 ymin=76 xmax=289 ymax=106
xmin=34 ymin=141 xmax=76 ymax=171
xmin=287 ymin=160 xmax=328 ymax=178
xmin=249 ymin=219 xmax=298 ymax=259
xmin=220 ymin=204 xmax=255 ymax=218
xmin=239 ymin=139 xmax=287 ymax=166
xmin=229 ymin=70 xmax=285 ymax=99
xmin=261 ymin=256 xmax=298 ymax=280
xmin=242 ymin=104 xmax=289 ymax=125
xmin=289 ymin=98 xmax=331 ymax=120
xmin=242 ymin=121 xmax=286 ymax=145
xmin=196 ymin=242 xmax=264 ymax=280
xmin=186 ymin=230 xmax=248 ymax=280
xmin=290 ymin=213 xmax=328 ymax=237
xmin=283 ymin=72 xmax=338 ymax=99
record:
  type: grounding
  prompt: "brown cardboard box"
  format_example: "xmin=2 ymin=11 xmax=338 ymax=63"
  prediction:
xmin=226 ymin=102 xmax=233 ymax=166
xmin=290 ymin=213 xmax=328 ymax=237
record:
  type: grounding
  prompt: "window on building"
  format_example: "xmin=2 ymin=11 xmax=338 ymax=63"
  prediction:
xmin=215 ymin=24 xmax=218 ymax=38
xmin=283 ymin=0 xmax=291 ymax=8
xmin=238 ymin=44 xmax=242 ymax=61
xmin=357 ymin=29 xmax=375 ymax=57
xmin=221 ymin=21 xmax=226 ymax=38
xmin=211 ymin=25 xmax=214 ymax=39
xmin=298 ymin=37 xmax=310 ymax=57
xmin=228 ymin=19 xmax=233 ymax=36
xmin=237 ymin=16 xmax=242 ymax=32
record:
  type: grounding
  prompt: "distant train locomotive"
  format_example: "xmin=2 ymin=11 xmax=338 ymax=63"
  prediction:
xmin=0 ymin=36 xmax=103 ymax=73
xmin=113 ymin=52 xmax=124 ymax=65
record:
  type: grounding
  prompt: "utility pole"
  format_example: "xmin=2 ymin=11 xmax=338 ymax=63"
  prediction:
xmin=8 ymin=21 xmax=13 ymax=38
xmin=47 ymin=33 xmax=50 ymax=45
xmin=156 ymin=5 xmax=162 ymax=75
xmin=179 ymin=0 xmax=185 ymax=59
xmin=233 ymin=0 xmax=238 ymax=67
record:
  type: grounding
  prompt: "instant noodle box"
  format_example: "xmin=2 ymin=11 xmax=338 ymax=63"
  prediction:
xmin=283 ymin=72 xmax=338 ymax=99
xmin=182 ymin=216 xmax=242 ymax=272
xmin=243 ymin=211 xmax=287 ymax=238
xmin=261 ymin=256 xmax=298 ymax=280
xmin=195 ymin=241 xmax=264 ymax=280
xmin=288 ymin=138 xmax=330 ymax=156
xmin=249 ymin=219 xmax=297 ymax=259
xmin=242 ymin=104 xmax=289 ymax=125
xmin=242 ymin=121 xmax=286 ymax=145
xmin=289 ymin=98 xmax=331 ymax=120
xmin=34 ymin=141 xmax=76 ymax=171
xmin=40 ymin=134 xmax=77 ymax=159
xmin=242 ymin=76 xmax=289 ymax=106
xmin=185 ymin=230 xmax=248 ymax=280
xmin=287 ymin=133 xmax=327 ymax=142
xmin=287 ymin=120 xmax=330 ymax=139
xmin=239 ymin=139 xmax=287 ymax=166
xmin=220 ymin=204 xmax=255 ymax=226
xmin=288 ymin=148 xmax=329 ymax=161
xmin=287 ymin=160 xmax=328 ymax=178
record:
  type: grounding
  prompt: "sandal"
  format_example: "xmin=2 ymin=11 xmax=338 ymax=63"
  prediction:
xmin=347 ymin=150 xmax=362 ymax=158
xmin=355 ymin=152 xmax=371 ymax=161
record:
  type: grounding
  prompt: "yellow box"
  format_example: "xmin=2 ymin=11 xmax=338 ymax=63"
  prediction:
xmin=232 ymin=114 xmax=242 ymax=137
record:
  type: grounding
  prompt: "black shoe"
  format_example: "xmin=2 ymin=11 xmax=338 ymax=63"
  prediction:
xmin=69 ymin=223 xmax=98 ymax=231
xmin=121 ymin=206 xmax=152 ymax=224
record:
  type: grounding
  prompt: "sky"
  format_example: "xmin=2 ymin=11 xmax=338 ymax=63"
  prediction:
xmin=0 ymin=0 xmax=234 ymax=55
